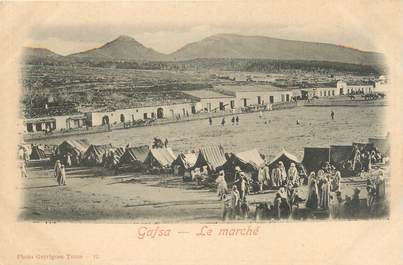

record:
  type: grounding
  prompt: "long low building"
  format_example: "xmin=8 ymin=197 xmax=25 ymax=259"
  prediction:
xmin=86 ymin=102 xmax=197 ymax=127
xmin=182 ymin=90 xmax=236 ymax=112
xmin=337 ymin=80 xmax=374 ymax=94
xmin=213 ymin=84 xmax=294 ymax=108
xmin=24 ymin=114 xmax=87 ymax=133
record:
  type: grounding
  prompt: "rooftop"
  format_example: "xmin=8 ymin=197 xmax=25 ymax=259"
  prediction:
xmin=182 ymin=90 xmax=234 ymax=99
xmin=213 ymin=84 xmax=290 ymax=93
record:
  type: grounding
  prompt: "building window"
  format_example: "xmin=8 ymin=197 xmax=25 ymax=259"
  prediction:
xmin=243 ymin=99 xmax=247 ymax=107
xmin=151 ymin=112 xmax=155 ymax=119
xmin=157 ymin=108 xmax=164 ymax=118
xmin=286 ymin=94 xmax=290 ymax=102
xmin=35 ymin=123 xmax=42 ymax=132
xmin=144 ymin=113 xmax=148 ymax=119
xmin=120 ymin=114 xmax=125 ymax=123
xmin=269 ymin=96 xmax=274 ymax=104
xmin=230 ymin=100 xmax=235 ymax=109
xmin=332 ymin=90 xmax=335 ymax=96
xmin=257 ymin=96 xmax=261 ymax=105
xmin=281 ymin=94 xmax=285 ymax=102
xmin=26 ymin=123 xmax=33 ymax=132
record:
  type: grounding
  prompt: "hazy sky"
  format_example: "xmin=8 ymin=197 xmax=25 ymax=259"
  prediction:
xmin=22 ymin=1 xmax=397 ymax=55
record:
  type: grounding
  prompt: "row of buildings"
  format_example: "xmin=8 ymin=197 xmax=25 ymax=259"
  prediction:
xmin=23 ymin=79 xmax=385 ymax=134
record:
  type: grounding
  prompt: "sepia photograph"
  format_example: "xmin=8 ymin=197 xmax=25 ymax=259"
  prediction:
xmin=15 ymin=2 xmax=392 ymax=224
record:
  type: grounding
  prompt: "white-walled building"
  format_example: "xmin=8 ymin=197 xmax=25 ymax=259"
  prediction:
xmin=300 ymin=86 xmax=339 ymax=98
xmin=182 ymin=90 xmax=236 ymax=112
xmin=87 ymin=102 xmax=196 ymax=127
xmin=24 ymin=114 xmax=87 ymax=133
xmin=213 ymin=85 xmax=294 ymax=107
xmin=337 ymin=80 xmax=374 ymax=94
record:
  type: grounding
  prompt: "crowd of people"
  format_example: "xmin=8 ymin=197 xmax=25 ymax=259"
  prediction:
xmin=216 ymin=160 xmax=387 ymax=221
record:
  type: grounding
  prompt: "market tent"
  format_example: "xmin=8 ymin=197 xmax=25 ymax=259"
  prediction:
xmin=268 ymin=149 xmax=306 ymax=174
xmin=56 ymin=139 xmax=90 ymax=164
xmin=82 ymin=144 xmax=113 ymax=166
xmin=119 ymin=145 xmax=150 ymax=168
xmin=368 ymin=137 xmax=390 ymax=155
xmin=172 ymin=152 xmax=198 ymax=170
xmin=302 ymin=147 xmax=330 ymax=173
xmin=222 ymin=149 xmax=265 ymax=172
xmin=144 ymin=148 xmax=176 ymax=169
xmin=30 ymin=145 xmax=53 ymax=160
xmin=329 ymin=145 xmax=354 ymax=166
xmin=193 ymin=145 xmax=227 ymax=171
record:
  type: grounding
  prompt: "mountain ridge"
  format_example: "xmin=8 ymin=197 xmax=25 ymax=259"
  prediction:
xmin=23 ymin=33 xmax=385 ymax=65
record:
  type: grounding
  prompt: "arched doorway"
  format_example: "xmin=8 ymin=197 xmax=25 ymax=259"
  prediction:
xmin=102 ymin=115 xmax=109 ymax=125
xmin=120 ymin=114 xmax=125 ymax=123
xmin=157 ymin=107 xmax=164 ymax=119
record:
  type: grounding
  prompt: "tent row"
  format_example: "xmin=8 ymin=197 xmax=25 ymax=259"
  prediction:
xmin=29 ymin=135 xmax=389 ymax=178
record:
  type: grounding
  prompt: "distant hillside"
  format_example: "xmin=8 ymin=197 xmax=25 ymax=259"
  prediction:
xmin=23 ymin=47 xmax=62 ymax=59
xmin=25 ymin=34 xmax=384 ymax=67
xmin=68 ymin=35 xmax=166 ymax=61
xmin=169 ymin=34 xmax=384 ymax=65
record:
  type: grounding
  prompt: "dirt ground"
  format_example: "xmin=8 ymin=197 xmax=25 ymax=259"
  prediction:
xmin=21 ymin=106 xmax=388 ymax=222
xmin=33 ymin=106 xmax=386 ymax=160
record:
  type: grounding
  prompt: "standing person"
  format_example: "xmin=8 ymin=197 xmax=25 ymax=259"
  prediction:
xmin=236 ymin=116 xmax=239 ymax=125
xmin=54 ymin=160 xmax=62 ymax=179
xmin=278 ymin=161 xmax=287 ymax=186
xmin=230 ymin=185 xmax=240 ymax=219
xmin=331 ymin=110 xmax=335 ymax=120
xmin=307 ymin=172 xmax=316 ymax=188
xmin=58 ymin=164 xmax=66 ymax=186
xmin=287 ymin=163 xmax=299 ymax=187
xmin=375 ymin=171 xmax=386 ymax=203
xmin=306 ymin=178 xmax=319 ymax=210
xmin=20 ymin=161 xmax=27 ymax=178
xmin=366 ymin=177 xmax=376 ymax=213
xmin=231 ymin=116 xmax=235 ymax=125
xmin=24 ymin=148 xmax=30 ymax=163
xmin=233 ymin=166 xmax=242 ymax=182
xmin=239 ymin=173 xmax=248 ymax=201
xmin=209 ymin=117 xmax=212 ymax=126
xmin=258 ymin=165 xmax=269 ymax=191
xmin=221 ymin=117 xmax=225 ymax=126
xmin=18 ymin=147 xmax=25 ymax=161
xmin=271 ymin=164 xmax=282 ymax=189
xmin=215 ymin=170 xmax=228 ymax=200
xmin=274 ymin=187 xmax=291 ymax=219
xmin=332 ymin=191 xmax=345 ymax=219
xmin=331 ymin=171 xmax=341 ymax=192
xmin=164 ymin=138 xmax=169 ymax=148
xmin=66 ymin=154 xmax=72 ymax=167
xmin=319 ymin=177 xmax=330 ymax=210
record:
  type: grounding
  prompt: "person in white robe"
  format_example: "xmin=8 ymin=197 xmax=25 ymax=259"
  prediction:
xmin=54 ymin=160 xmax=62 ymax=179
xmin=57 ymin=164 xmax=66 ymax=185
xmin=216 ymin=170 xmax=228 ymax=200
xmin=278 ymin=161 xmax=287 ymax=186
xmin=287 ymin=163 xmax=299 ymax=186
xmin=271 ymin=164 xmax=282 ymax=189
